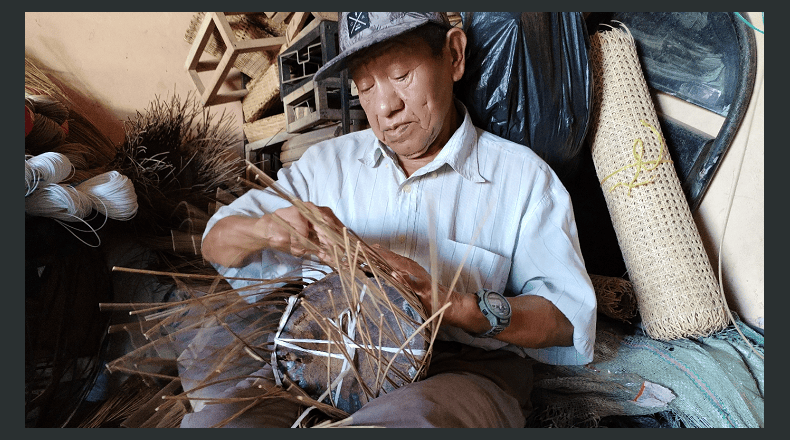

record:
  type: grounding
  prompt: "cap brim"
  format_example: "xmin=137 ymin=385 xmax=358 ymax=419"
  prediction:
xmin=313 ymin=19 xmax=434 ymax=82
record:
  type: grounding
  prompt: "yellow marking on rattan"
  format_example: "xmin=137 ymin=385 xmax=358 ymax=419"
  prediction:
xmin=600 ymin=120 xmax=673 ymax=196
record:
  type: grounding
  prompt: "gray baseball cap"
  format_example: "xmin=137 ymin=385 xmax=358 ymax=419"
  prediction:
xmin=313 ymin=12 xmax=451 ymax=81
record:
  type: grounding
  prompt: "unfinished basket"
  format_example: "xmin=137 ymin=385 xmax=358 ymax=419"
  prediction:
xmin=588 ymin=24 xmax=728 ymax=341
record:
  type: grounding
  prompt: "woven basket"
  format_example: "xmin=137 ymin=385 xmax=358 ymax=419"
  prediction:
xmin=185 ymin=13 xmax=282 ymax=81
xmin=242 ymin=61 xmax=281 ymax=123
xmin=243 ymin=113 xmax=286 ymax=143
xmin=588 ymin=25 xmax=728 ymax=340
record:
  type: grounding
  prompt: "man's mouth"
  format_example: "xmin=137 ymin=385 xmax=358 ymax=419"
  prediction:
xmin=384 ymin=122 xmax=413 ymax=141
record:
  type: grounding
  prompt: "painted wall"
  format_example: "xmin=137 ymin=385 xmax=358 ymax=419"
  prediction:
xmin=24 ymin=12 xmax=764 ymax=331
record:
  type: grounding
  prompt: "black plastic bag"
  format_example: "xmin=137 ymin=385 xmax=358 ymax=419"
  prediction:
xmin=455 ymin=12 xmax=592 ymax=180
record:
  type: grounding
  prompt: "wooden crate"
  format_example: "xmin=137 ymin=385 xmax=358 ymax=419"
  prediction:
xmin=185 ymin=12 xmax=285 ymax=106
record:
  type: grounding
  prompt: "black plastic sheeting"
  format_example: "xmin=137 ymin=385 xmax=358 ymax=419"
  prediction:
xmin=455 ymin=12 xmax=592 ymax=181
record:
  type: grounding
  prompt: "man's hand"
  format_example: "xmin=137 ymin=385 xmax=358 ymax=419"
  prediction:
xmin=370 ymin=244 xmax=475 ymax=328
xmin=369 ymin=244 xmax=574 ymax=349
xmin=201 ymin=203 xmax=346 ymax=268
xmin=260 ymin=203 xmax=345 ymax=261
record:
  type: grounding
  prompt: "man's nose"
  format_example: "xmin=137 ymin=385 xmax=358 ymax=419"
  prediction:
xmin=373 ymin=83 xmax=404 ymax=116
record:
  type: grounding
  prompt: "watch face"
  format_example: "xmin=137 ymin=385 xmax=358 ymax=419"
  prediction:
xmin=486 ymin=292 xmax=511 ymax=317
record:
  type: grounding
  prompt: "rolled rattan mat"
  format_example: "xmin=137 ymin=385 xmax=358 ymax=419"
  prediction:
xmin=588 ymin=24 xmax=728 ymax=340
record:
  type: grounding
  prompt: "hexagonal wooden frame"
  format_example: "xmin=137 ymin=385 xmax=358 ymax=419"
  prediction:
xmin=185 ymin=12 xmax=286 ymax=106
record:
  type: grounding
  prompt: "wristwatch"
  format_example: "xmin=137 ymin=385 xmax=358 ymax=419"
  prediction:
xmin=475 ymin=289 xmax=512 ymax=338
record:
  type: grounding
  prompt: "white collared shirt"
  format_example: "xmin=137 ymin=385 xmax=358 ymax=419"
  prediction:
xmin=204 ymin=103 xmax=596 ymax=365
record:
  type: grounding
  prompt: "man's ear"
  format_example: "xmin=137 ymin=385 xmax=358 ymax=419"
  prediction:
xmin=446 ymin=27 xmax=466 ymax=82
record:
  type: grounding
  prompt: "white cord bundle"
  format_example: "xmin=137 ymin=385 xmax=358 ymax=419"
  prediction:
xmin=75 ymin=171 xmax=138 ymax=221
xmin=25 ymin=152 xmax=138 ymax=223
xmin=25 ymin=184 xmax=95 ymax=221
xmin=25 ymin=151 xmax=74 ymax=196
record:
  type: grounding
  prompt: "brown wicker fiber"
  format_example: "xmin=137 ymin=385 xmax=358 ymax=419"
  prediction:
xmin=588 ymin=25 xmax=729 ymax=340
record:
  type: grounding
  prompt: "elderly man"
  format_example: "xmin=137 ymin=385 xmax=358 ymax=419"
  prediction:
xmin=193 ymin=12 xmax=596 ymax=428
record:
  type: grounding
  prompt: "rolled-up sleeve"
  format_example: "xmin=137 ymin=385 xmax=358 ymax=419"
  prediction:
xmin=509 ymin=170 xmax=597 ymax=365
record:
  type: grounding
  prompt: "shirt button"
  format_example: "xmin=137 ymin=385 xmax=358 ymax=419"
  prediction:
xmin=403 ymin=184 xmax=412 ymax=193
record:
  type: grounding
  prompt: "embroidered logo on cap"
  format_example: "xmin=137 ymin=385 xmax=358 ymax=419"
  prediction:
xmin=347 ymin=12 xmax=370 ymax=39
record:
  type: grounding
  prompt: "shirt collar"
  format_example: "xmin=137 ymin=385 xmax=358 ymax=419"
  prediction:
xmin=359 ymin=100 xmax=485 ymax=183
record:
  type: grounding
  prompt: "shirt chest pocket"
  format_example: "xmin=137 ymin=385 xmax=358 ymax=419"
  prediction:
xmin=435 ymin=239 xmax=512 ymax=295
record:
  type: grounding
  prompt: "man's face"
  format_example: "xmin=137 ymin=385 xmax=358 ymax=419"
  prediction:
xmin=350 ymin=33 xmax=458 ymax=161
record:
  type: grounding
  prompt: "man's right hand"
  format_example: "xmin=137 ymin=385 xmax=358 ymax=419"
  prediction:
xmin=201 ymin=203 xmax=345 ymax=268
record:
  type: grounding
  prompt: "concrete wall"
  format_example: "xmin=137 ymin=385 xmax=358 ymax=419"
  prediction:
xmin=24 ymin=12 xmax=764 ymax=331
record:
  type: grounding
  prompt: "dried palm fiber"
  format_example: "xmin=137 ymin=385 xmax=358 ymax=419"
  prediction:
xmin=587 ymin=24 xmax=728 ymax=340
xmin=75 ymin=376 xmax=187 ymax=428
xmin=103 ymin=166 xmax=449 ymax=427
xmin=242 ymin=61 xmax=282 ymax=123
xmin=110 ymin=92 xmax=244 ymax=275
xmin=589 ymin=274 xmax=638 ymax=323
xmin=243 ymin=112 xmax=287 ymax=143
xmin=25 ymin=57 xmax=118 ymax=174
xmin=184 ymin=13 xmax=285 ymax=81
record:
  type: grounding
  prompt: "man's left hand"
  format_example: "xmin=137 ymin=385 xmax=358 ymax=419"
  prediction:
xmin=370 ymin=244 xmax=475 ymax=328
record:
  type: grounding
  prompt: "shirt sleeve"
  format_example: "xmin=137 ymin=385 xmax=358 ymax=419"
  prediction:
xmin=508 ymin=167 xmax=597 ymax=365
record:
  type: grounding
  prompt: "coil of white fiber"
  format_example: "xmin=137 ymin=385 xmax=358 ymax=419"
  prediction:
xmin=25 ymin=152 xmax=74 ymax=196
xmin=25 ymin=183 xmax=94 ymax=221
xmin=75 ymin=171 xmax=138 ymax=221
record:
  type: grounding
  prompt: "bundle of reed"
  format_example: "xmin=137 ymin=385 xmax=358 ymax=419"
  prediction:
xmin=25 ymin=57 xmax=118 ymax=172
xmin=101 ymin=164 xmax=449 ymax=427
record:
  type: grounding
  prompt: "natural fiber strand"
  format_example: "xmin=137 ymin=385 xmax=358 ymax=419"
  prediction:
xmin=77 ymin=376 xmax=161 ymax=428
xmin=25 ymin=57 xmax=119 ymax=166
